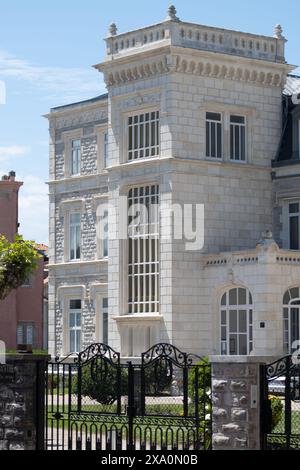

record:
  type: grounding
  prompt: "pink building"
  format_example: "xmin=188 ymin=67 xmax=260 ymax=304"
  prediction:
xmin=0 ymin=171 xmax=48 ymax=351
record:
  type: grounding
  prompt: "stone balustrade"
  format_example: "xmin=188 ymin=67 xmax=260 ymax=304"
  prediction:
xmin=104 ymin=18 xmax=286 ymax=64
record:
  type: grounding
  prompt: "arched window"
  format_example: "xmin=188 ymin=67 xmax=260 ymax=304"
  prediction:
xmin=283 ymin=287 xmax=300 ymax=354
xmin=220 ymin=287 xmax=253 ymax=355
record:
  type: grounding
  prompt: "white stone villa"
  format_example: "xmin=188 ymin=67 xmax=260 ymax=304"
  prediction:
xmin=47 ymin=6 xmax=300 ymax=359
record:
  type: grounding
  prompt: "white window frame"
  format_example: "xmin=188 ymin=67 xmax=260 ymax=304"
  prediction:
xmin=203 ymin=104 xmax=253 ymax=164
xmin=283 ymin=288 xmax=300 ymax=354
xmin=230 ymin=115 xmax=247 ymax=162
xmin=69 ymin=212 xmax=82 ymax=262
xmin=58 ymin=286 xmax=85 ymax=356
xmin=128 ymin=184 xmax=160 ymax=315
xmin=124 ymin=108 xmax=160 ymax=163
xmin=62 ymin=130 xmax=83 ymax=178
xmin=220 ymin=288 xmax=253 ymax=356
xmin=206 ymin=112 xmax=223 ymax=159
xmin=60 ymin=199 xmax=84 ymax=263
xmin=69 ymin=299 xmax=82 ymax=354
xmin=71 ymin=139 xmax=81 ymax=176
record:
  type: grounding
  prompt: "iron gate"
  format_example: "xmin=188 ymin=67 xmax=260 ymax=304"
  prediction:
xmin=261 ymin=355 xmax=300 ymax=450
xmin=46 ymin=343 xmax=212 ymax=451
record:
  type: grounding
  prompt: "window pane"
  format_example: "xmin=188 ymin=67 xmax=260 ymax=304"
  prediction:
xmin=206 ymin=112 xmax=221 ymax=121
xmin=230 ymin=115 xmax=245 ymax=124
xmin=290 ymin=288 xmax=299 ymax=300
xmin=239 ymin=310 xmax=247 ymax=333
xmin=221 ymin=293 xmax=226 ymax=306
xmin=229 ymin=289 xmax=238 ymax=306
xmin=221 ymin=310 xmax=226 ymax=324
xmin=239 ymin=335 xmax=247 ymax=355
xmin=283 ymin=290 xmax=291 ymax=305
xmin=70 ymin=213 xmax=81 ymax=224
xmin=291 ymin=308 xmax=300 ymax=344
xmin=103 ymin=312 xmax=108 ymax=344
xmin=289 ymin=203 xmax=299 ymax=214
xmin=17 ymin=325 xmax=23 ymax=345
xmin=290 ymin=216 xmax=299 ymax=250
xmin=238 ymin=288 xmax=247 ymax=305
xmin=221 ymin=326 xmax=227 ymax=341
xmin=229 ymin=310 xmax=237 ymax=332
xmin=70 ymin=331 xmax=75 ymax=353
xmin=70 ymin=300 xmax=82 ymax=310
xmin=229 ymin=335 xmax=237 ymax=355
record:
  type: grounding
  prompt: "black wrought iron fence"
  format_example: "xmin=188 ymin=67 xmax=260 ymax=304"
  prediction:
xmin=46 ymin=343 xmax=212 ymax=451
xmin=261 ymin=355 xmax=300 ymax=450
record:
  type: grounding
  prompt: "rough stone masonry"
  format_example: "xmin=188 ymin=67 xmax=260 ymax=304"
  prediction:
xmin=0 ymin=355 xmax=49 ymax=450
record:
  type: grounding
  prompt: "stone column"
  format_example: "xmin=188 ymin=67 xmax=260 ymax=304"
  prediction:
xmin=210 ymin=356 xmax=276 ymax=451
xmin=0 ymin=354 xmax=50 ymax=451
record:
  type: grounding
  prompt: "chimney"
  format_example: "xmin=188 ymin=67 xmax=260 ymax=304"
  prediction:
xmin=9 ymin=171 xmax=16 ymax=182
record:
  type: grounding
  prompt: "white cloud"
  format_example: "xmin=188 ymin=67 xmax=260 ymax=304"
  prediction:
xmin=18 ymin=175 xmax=49 ymax=244
xmin=0 ymin=50 xmax=105 ymax=102
xmin=0 ymin=145 xmax=30 ymax=162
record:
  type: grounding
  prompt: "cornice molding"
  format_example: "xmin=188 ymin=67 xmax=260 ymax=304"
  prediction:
xmin=102 ymin=49 xmax=291 ymax=89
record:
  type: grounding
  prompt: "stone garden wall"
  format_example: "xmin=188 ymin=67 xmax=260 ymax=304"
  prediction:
xmin=0 ymin=355 xmax=49 ymax=450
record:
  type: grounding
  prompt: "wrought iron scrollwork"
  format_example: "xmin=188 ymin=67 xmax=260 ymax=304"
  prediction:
xmin=266 ymin=356 xmax=289 ymax=379
xmin=78 ymin=343 xmax=120 ymax=366
xmin=142 ymin=343 xmax=207 ymax=368
xmin=266 ymin=355 xmax=300 ymax=379
xmin=142 ymin=343 xmax=189 ymax=368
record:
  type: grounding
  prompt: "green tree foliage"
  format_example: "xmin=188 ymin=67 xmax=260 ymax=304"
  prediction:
xmin=269 ymin=395 xmax=283 ymax=431
xmin=0 ymin=235 xmax=41 ymax=301
xmin=72 ymin=361 xmax=128 ymax=406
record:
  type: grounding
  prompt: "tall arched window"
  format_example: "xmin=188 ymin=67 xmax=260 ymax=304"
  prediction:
xmin=283 ymin=287 xmax=300 ymax=354
xmin=220 ymin=287 xmax=253 ymax=355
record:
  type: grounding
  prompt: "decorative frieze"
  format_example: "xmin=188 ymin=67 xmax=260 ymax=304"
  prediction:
xmin=55 ymin=108 xmax=108 ymax=130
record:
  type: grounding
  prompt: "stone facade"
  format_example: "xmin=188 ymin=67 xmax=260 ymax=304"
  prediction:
xmin=47 ymin=8 xmax=300 ymax=360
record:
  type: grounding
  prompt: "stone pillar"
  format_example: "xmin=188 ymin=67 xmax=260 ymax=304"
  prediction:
xmin=211 ymin=356 xmax=275 ymax=451
xmin=0 ymin=354 xmax=49 ymax=451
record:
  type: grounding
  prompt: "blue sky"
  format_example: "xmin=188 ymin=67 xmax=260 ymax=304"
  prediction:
xmin=0 ymin=0 xmax=299 ymax=244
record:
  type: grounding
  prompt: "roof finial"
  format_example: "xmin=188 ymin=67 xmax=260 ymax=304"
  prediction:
xmin=109 ymin=23 xmax=118 ymax=37
xmin=274 ymin=24 xmax=284 ymax=39
xmin=167 ymin=5 xmax=180 ymax=22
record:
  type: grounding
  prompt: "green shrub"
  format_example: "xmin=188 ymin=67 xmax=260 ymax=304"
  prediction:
xmin=188 ymin=359 xmax=211 ymax=415
xmin=269 ymin=395 xmax=283 ymax=431
xmin=188 ymin=360 xmax=212 ymax=449
xmin=72 ymin=361 xmax=128 ymax=405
